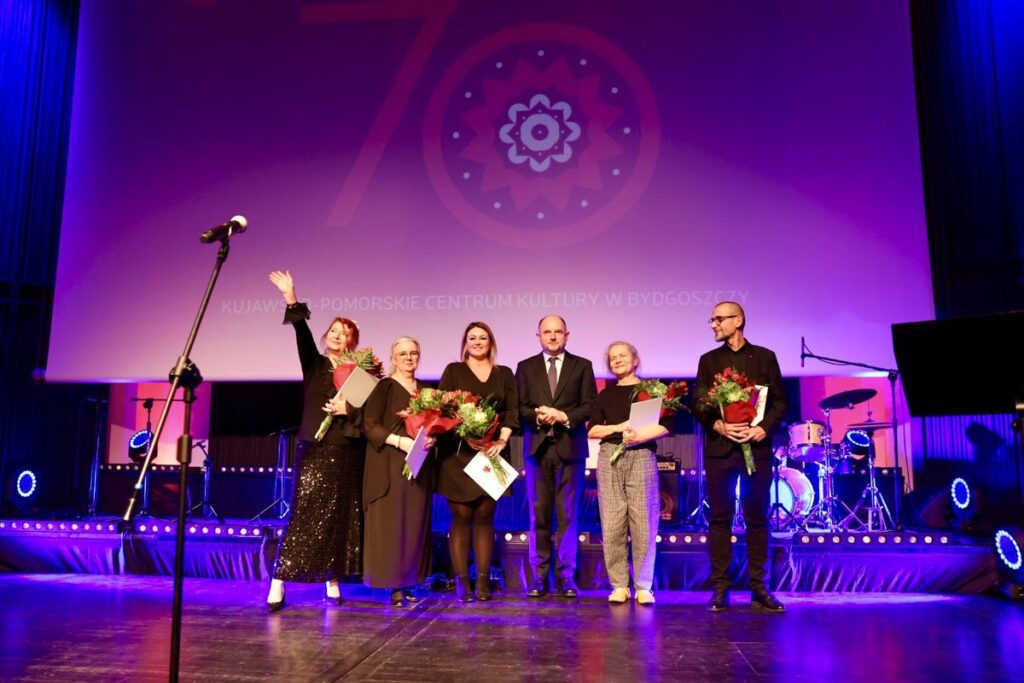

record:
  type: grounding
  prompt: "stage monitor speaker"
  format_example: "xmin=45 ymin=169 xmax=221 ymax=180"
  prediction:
xmin=893 ymin=312 xmax=1024 ymax=416
xmin=658 ymin=457 xmax=680 ymax=524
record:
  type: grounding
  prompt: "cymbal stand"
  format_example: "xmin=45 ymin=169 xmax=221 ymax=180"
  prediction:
xmin=250 ymin=429 xmax=294 ymax=522
xmin=801 ymin=408 xmax=856 ymax=532
xmin=845 ymin=428 xmax=894 ymax=531
xmin=186 ymin=440 xmax=225 ymax=524
xmin=686 ymin=422 xmax=710 ymax=529
xmin=768 ymin=455 xmax=797 ymax=531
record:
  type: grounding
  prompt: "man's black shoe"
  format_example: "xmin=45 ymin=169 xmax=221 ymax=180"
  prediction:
xmin=527 ymin=578 xmax=548 ymax=597
xmin=706 ymin=587 xmax=729 ymax=612
xmin=751 ymin=589 xmax=785 ymax=613
xmin=558 ymin=577 xmax=579 ymax=598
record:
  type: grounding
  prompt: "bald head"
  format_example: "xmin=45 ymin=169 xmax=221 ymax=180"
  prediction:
xmin=537 ymin=314 xmax=569 ymax=355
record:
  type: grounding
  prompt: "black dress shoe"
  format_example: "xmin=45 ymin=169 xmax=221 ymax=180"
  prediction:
xmin=706 ymin=587 xmax=729 ymax=612
xmin=751 ymin=589 xmax=785 ymax=613
xmin=403 ymin=588 xmax=421 ymax=603
xmin=527 ymin=578 xmax=548 ymax=598
xmin=455 ymin=575 xmax=476 ymax=602
xmin=389 ymin=589 xmax=406 ymax=607
xmin=475 ymin=576 xmax=492 ymax=601
xmin=558 ymin=577 xmax=579 ymax=598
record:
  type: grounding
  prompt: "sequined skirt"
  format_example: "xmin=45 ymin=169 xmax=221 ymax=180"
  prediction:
xmin=273 ymin=438 xmax=364 ymax=582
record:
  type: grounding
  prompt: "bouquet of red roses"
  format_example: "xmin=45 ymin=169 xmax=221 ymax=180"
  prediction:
xmin=699 ymin=367 xmax=759 ymax=474
xmin=610 ymin=379 xmax=688 ymax=464
xmin=314 ymin=347 xmax=384 ymax=441
xmin=396 ymin=388 xmax=470 ymax=479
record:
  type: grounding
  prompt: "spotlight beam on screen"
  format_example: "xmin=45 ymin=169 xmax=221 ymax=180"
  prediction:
xmin=302 ymin=0 xmax=457 ymax=227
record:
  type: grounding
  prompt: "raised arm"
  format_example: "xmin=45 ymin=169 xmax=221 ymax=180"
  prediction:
xmin=270 ymin=270 xmax=319 ymax=377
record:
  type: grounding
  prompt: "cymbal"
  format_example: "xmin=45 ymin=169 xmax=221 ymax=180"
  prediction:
xmin=818 ymin=388 xmax=877 ymax=411
xmin=847 ymin=420 xmax=892 ymax=431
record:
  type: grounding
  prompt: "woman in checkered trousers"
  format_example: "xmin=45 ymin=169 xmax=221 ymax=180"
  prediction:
xmin=587 ymin=341 xmax=671 ymax=606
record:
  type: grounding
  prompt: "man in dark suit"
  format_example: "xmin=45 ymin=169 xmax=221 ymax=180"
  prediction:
xmin=515 ymin=315 xmax=597 ymax=597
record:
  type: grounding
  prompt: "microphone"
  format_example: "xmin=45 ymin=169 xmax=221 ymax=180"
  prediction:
xmin=199 ymin=215 xmax=247 ymax=243
xmin=800 ymin=336 xmax=806 ymax=368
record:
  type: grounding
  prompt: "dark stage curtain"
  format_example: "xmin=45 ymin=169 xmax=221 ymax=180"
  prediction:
xmin=0 ymin=0 xmax=100 ymax=515
xmin=911 ymin=0 xmax=1024 ymax=318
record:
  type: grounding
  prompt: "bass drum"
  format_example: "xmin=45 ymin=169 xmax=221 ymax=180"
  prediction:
xmin=735 ymin=467 xmax=815 ymax=527
xmin=772 ymin=467 xmax=815 ymax=524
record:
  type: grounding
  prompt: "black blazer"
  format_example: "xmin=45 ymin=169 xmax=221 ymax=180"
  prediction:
xmin=515 ymin=351 xmax=597 ymax=461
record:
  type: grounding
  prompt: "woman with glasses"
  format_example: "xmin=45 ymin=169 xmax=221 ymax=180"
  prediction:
xmin=361 ymin=337 xmax=435 ymax=607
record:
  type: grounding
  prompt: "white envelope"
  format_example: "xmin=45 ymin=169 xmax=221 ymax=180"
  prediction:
xmin=751 ymin=385 xmax=768 ymax=427
xmin=463 ymin=452 xmax=519 ymax=501
xmin=628 ymin=397 xmax=664 ymax=431
xmin=336 ymin=366 xmax=379 ymax=408
xmin=404 ymin=427 xmax=429 ymax=478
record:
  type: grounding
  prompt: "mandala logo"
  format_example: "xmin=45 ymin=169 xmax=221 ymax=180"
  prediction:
xmin=498 ymin=93 xmax=581 ymax=172
xmin=423 ymin=23 xmax=661 ymax=249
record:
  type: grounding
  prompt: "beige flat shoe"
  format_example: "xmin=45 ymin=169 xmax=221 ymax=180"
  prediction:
xmin=607 ymin=587 xmax=631 ymax=603
xmin=635 ymin=589 xmax=656 ymax=605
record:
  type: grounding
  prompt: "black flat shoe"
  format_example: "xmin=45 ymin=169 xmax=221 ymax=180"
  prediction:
xmin=751 ymin=589 xmax=785 ymax=613
xmin=558 ymin=577 xmax=579 ymax=598
xmin=267 ymin=597 xmax=285 ymax=613
xmin=389 ymin=589 xmax=406 ymax=607
xmin=707 ymin=587 xmax=729 ymax=612
xmin=527 ymin=578 xmax=548 ymax=598
xmin=403 ymin=588 xmax=421 ymax=603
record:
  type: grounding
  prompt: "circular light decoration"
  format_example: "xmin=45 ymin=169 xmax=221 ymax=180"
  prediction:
xmin=843 ymin=429 xmax=871 ymax=457
xmin=16 ymin=470 xmax=37 ymax=498
xmin=995 ymin=529 xmax=1023 ymax=574
xmin=128 ymin=429 xmax=153 ymax=464
xmin=950 ymin=477 xmax=972 ymax=511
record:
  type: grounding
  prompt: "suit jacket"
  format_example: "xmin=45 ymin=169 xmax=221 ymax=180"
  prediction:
xmin=515 ymin=351 xmax=597 ymax=461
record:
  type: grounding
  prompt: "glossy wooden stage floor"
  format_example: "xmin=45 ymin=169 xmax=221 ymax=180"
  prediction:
xmin=1 ymin=575 xmax=1022 ymax=682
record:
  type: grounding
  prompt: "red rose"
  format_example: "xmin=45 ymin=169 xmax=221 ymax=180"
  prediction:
xmin=723 ymin=401 xmax=757 ymax=423
xmin=636 ymin=391 xmax=652 ymax=401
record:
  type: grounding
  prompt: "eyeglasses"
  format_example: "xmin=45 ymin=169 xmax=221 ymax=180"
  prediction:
xmin=708 ymin=315 xmax=739 ymax=325
xmin=395 ymin=351 xmax=420 ymax=358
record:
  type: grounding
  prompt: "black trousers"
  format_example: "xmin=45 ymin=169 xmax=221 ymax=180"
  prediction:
xmin=525 ymin=441 xmax=585 ymax=580
xmin=706 ymin=448 xmax=772 ymax=591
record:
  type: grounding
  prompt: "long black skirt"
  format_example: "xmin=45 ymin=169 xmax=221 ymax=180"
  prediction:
xmin=273 ymin=438 xmax=364 ymax=582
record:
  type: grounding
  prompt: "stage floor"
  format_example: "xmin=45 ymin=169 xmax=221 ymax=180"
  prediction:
xmin=1 ymin=574 xmax=1021 ymax=683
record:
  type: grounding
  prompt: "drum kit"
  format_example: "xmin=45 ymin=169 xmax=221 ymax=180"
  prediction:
xmin=764 ymin=387 xmax=895 ymax=533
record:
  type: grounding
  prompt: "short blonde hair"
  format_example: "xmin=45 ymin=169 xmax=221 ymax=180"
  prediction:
xmin=389 ymin=336 xmax=420 ymax=376
xmin=605 ymin=340 xmax=639 ymax=374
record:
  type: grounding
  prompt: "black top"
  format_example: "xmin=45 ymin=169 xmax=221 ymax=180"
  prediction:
xmin=362 ymin=376 xmax=429 ymax=505
xmin=283 ymin=303 xmax=361 ymax=444
xmin=435 ymin=361 xmax=519 ymax=501
xmin=438 ymin=362 xmax=520 ymax=433
xmin=693 ymin=340 xmax=787 ymax=459
xmin=589 ymin=383 xmax=671 ymax=449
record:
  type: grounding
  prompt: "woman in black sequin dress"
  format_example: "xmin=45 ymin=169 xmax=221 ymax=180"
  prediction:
xmin=265 ymin=271 xmax=365 ymax=611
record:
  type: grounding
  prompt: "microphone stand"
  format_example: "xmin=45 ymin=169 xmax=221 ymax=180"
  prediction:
xmin=122 ymin=237 xmax=232 ymax=682
xmin=801 ymin=340 xmax=904 ymax=529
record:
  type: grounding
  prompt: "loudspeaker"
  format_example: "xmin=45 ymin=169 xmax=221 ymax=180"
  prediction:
xmin=658 ymin=457 xmax=680 ymax=523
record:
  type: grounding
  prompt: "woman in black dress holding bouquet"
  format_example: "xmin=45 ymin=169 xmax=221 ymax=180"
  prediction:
xmin=265 ymin=270 xmax=365 ymax=611
xmin=362 ymin=336 xmax=434 ymax=607
xmin=436 ymin=322 xmax=519 ymax=601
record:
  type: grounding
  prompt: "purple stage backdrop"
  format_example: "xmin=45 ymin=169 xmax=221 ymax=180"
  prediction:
xmin=49 ymin=0 xmax=932 ymax=381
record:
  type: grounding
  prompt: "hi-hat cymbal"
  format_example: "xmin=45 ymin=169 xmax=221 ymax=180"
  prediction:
xmin=847 ymin=420 xmax=892 ymax=431
xmin=818 ymin=388 xmax=877 ymax=411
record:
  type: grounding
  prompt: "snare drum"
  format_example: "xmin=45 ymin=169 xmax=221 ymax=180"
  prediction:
xmin=787 ymin=420 xmax=826 ymax=463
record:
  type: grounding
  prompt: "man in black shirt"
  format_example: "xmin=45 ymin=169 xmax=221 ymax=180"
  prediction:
xmin=694 ymin=301 xmax=787 ymax=613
